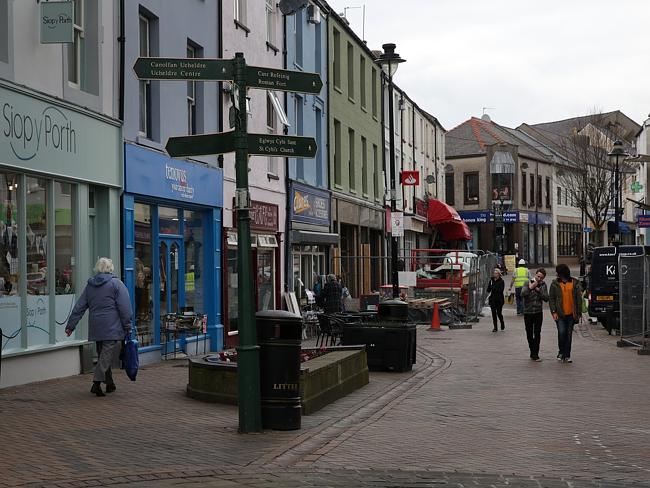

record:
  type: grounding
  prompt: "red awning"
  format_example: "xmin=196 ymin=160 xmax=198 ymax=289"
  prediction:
xmin=427 ymin=199 xmax=472 ymax=241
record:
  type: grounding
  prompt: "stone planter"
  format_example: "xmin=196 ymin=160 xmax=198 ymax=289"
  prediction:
xmin=186 ymin=346 xmax=369 ymax=415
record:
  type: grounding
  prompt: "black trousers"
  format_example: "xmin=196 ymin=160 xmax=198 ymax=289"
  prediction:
xmin=490 ymin=301 xmax=504 ymax=329
xmin=524 ymin=312 xmax=543 ymax=358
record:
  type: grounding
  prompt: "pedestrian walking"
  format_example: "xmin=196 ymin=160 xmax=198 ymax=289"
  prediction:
xmin=487 ymin=268 xmax=506 ymax=332
xmin=521 ymin=268 xmax=549 ymax=361
xmin=548 ymin=263 xmax=582 ymax=363
xmin=509 ymin=259 xmax=531 ymax=315
xmin=65 ymin=257 xmax=133 ymax=397
xmin=321 ymin=274 xmax=342 ymax=314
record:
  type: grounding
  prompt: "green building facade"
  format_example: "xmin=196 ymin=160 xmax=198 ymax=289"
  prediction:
xmin=328 ymin=13 xmax=385 ymax=298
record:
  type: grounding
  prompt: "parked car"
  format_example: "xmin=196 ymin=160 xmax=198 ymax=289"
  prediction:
xmin=588 ymin=245 xmax=650 ymax=333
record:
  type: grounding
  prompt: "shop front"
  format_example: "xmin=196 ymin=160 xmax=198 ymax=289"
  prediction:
xmin=288 ymin=181 xmax=337 ymax=300
xmin=225 ymin=200 xmax=281 ymax=346
xmin=520 ymin=212 xmax=552 ymax=265
xmin=332 ymin=198 xmax=384 ymax=298
xmin=123 ymin=143 xmax=223 ymax=363
xmin=0 ymin=81 xmax=121 ymax=388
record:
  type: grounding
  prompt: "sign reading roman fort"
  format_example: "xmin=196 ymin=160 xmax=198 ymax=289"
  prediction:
xmin=0 ymin=83 xmax=121 ymax=187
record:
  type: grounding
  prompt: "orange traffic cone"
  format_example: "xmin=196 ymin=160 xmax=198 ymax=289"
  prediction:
xmin=430 ymin=302 xmax=441 ymax=330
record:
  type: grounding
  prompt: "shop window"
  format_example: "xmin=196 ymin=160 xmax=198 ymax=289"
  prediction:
xmin=54 ymin=182 xmax=75 ymax=342
xmin=26 ymin=177 xmax=48 ymax=347
xmin=464 ymin=172 xmax=479 ymax=204
xmin=445 ymin=173 xmax=454 ymax=206
xmin=347 ymin=42 xmax=354 ymax=100
xmin=361 ymin=136 xmax=368 ymax=195
xmin=0 ymin=0 xmax=8 ymax=64
xmin=227 ymin=245 xmax=238 ymax=333
xmin=184 ymin=210 xmax=204 ymax=315
xmin=348 ymin=128 xmax=355 ymax=190
xmin=334 ymin=119 xmax=342 ymax=185
xmin=159 ymin=206 xmax=179 ymax=234
xmin=0 ymin=172 xmax=21 ymax=353
xmin=134 ymin=203 xmax=153 ymax=346
xmin=266 ymin=0 xmax=276 ymax=47
xmin=257 ymin=250 xmax=274 ymax=311
xmin=333 ymin=29 xmax=341 ymax=89
xmin=67 ymin=0 xmax=84 ymax=87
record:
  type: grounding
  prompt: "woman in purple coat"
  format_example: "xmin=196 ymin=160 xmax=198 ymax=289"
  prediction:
xmin=65 ymin=258 xmax=133 ymax=397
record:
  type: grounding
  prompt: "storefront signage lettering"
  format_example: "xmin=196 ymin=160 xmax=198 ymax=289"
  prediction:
xmin=249 ymin=201 xmax=278 ymax=232
xmin=273 ymin=383 xmax=298 ymax=390
xmin=133 ymin=57 xmax=234 ymax=81
xmin=165 ymin=163 xmax=195 ymax=200
xmin=0 ymin=83 xmax=121 ymax=187
xmin=637 ymin=215 xmax=650 ymax=228
xmin=290 ymin=183 xmax=330 ymax=226
xmin=2 ymin=103 xmax=76 ymax=161
xmin=40 ymin=1 xmax=74 ymax=44
xmin=414 ymin=198 xmax=428 ymax=218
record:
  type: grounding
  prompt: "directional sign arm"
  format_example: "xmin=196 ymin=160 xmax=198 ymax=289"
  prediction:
xmin=133 ymin=57 xmax=234 ymax=81
xmin=246 ymin=66 xmax=323 ymax=94
xmin=165 ymin=131 xmax=236 ymax=158
xmin=247 ymin=134 xmax=317 ymax=158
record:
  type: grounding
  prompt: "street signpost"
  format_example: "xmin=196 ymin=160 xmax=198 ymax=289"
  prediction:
xmin=134 ymin=54 xmax=321 ymax=434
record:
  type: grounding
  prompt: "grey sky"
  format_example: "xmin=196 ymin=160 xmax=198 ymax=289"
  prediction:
xmin=326 ymin=0 xmax=650 ymax=130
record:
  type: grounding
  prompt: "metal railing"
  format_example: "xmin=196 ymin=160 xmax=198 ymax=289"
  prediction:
xmin=619 ymin=255 xmax=649 ymax=347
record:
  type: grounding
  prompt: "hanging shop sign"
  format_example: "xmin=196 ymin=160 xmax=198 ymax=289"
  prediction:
xmin=249 ymin=201 xmax=279 ymax=232
xmin=40 ymin=1 xmax=74 ymax=44
xmin=414 ymin=198 xmax=428 ymax=219
xmin=401 ymin=170 xmax=420 ymax=186
xmin=290 ymin=182 xmax=330 ymax=226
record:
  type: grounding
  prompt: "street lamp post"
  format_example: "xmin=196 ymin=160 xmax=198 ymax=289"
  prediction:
xmin=379 ymin=43 xmax=406 ymax=299
xmin=608 ymin=140 xmax=628 ymax=246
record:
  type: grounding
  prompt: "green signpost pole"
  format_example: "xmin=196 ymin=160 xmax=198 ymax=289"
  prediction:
xmin=233 ymin=52 xmax=262 ymax=433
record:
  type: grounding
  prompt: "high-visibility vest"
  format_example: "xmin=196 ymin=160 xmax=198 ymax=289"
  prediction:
xmin=513 ymin=267 xmax=529 ymax=288
xmin=185 ymin=271 xmax=195 ymax=292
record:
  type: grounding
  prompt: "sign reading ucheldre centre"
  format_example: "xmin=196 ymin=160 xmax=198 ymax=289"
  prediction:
xmin=0 ymin=83 xmax=121 ymax=187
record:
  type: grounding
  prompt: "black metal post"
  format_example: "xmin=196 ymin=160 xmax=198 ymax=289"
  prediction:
xmin=388 ymin=71 xmax=399 ymax=298
xmin=614 ymin=155 xmax=620 ymax=246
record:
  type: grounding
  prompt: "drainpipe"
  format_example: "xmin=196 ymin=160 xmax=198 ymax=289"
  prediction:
xmin=217 ymin=0 xmax=224 ymax=168
xmin=434 ymin=123 xmax=438 ymax=199
xmin=118 ymin=0 xmax=125 ymax=121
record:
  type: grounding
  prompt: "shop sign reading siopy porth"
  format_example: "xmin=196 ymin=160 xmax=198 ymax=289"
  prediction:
xmin=40 ymin=1 xmax=74 ymax=44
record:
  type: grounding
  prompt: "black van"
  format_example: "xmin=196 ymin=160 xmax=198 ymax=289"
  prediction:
xmin=588 ymin=245 xmax=650 ymax=332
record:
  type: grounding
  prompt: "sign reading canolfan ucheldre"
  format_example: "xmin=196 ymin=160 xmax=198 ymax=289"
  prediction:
xmin=0 ymin=83 xmax=121 ymax=187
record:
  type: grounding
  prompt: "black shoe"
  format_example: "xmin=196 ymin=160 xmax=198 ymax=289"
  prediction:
xmin=91 ymin=382 xmax=105 ymax=397
xmin=492 ymin=328 xmax=498 ymax=332
xmin=501 ymin=324 xmax=505 ymax=330
xmin=106 ymin=384 xmax=116 ymax=393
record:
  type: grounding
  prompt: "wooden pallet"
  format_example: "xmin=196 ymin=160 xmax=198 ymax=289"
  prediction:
xmin=407 ymin=297 xmax=452 ymax=309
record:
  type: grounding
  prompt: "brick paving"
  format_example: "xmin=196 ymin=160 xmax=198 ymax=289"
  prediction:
xmin=2 ymin=303 xmax=650 ymax=487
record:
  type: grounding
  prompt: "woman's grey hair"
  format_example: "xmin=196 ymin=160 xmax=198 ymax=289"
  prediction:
xmin=327 ymin=274 xmax=336 ymax=282
xmin=94 ymin=257 xmax=115 ymax=274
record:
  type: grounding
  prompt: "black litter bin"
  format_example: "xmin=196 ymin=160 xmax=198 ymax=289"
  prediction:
xmin=256 ymin=310 xmax=302 ymax=430
xmin=341 ymin=300 xmax=416 ymax=372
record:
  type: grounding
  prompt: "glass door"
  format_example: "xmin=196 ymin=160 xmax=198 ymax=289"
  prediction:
xmin=159 ymin=237 xmax=183 ymax=353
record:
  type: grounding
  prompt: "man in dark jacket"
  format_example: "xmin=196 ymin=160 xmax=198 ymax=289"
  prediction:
xmin=66 ymin=258 xmax=133 ymax=396
xmin=548 ymin=264 xmax=582 ymax=363
xmin=321 ymin=274 xmax=342 ymax=314
xmin=521 ymin=268 xmax=549 ymax=361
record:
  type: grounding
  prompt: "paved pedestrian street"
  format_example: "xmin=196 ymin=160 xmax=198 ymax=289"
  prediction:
xmin=3 ymin=304 xmax=650 ymax=488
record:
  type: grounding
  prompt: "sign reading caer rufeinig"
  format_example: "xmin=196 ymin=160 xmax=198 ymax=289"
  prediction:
xmin=0 ymin=82 xmax=121 ymax=187
xmin=290 ymin=182 xmax=330 ymax=227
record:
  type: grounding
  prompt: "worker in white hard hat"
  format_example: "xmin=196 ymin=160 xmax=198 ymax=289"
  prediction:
xmin=509 ymin=259 xmax=532 ymax=315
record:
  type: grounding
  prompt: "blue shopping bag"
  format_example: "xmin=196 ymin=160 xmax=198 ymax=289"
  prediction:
xmin=122 ymin=333 xmax=139 ymax=381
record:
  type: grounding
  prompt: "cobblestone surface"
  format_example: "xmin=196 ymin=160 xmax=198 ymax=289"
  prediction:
xmin=2 ymin=304 xmax=650 ymax=487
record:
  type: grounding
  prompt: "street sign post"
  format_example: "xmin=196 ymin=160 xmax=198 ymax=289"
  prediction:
xmin=246 ymin=66 xmax=323 ymax=93
xmin=134 ymin=53 xmax=322 ymax=434
xmin=248 ymin=134 xmax=317 ymax=158
xmin=133 ymin=57 xmax=233 ymax=81
xmin=166 ymin=131 xmax=236 ymax=158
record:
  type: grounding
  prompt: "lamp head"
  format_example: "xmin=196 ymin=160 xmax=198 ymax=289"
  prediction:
xmin=608 ymin=140 xmax=628 ymax=162
xmin=378 ymin=43 xmax=406 ymax=77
